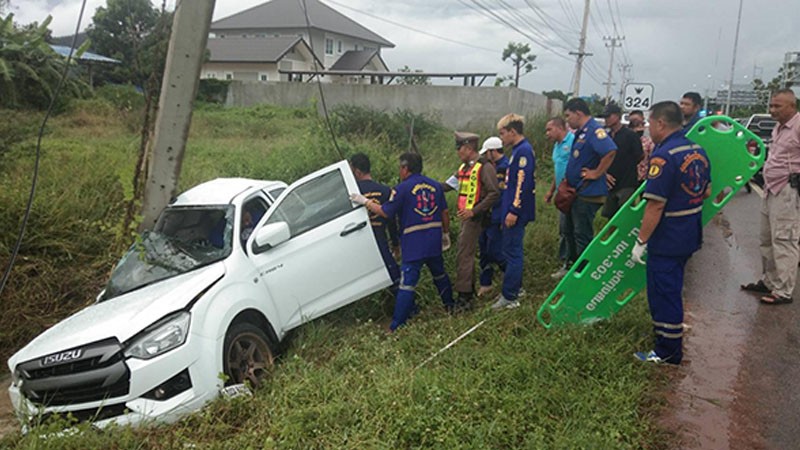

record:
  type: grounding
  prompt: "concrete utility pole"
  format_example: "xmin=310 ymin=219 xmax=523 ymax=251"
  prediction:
xmin=140 ymin=0 xmax=217 ymax=230
xmin=617 ymin=63 xmax=633 ymax=103
xmin=724 ymin=0 xmax=744 ymax=116
xmin=603 ymin=35 xmax=623 ymax=104
xmin=570 ymin=0 xmax=592 ymax=97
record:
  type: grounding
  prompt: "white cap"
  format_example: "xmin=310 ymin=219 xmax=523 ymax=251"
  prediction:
xmin=479 ymin=136 xmax=503 ymax=155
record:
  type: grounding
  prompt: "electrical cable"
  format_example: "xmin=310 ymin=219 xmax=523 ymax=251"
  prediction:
xmin=299 ymin=0 xmax=344 ymax=160
xmin=324 ymin=0 xmax=497 ymax=53
xmin=0 ymin=0 xmax=90 ymax=300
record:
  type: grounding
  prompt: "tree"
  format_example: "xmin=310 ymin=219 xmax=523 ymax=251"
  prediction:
xmin=501 ymin=42 xmax=537 ymax=88
xmin=0 ymin=1 xmax=8 ymax=14
xmin=396 ymin=65 xmax=431 ymax=86
xmin=87 ymin=0 xmax=169 ymax=86
xmin=0 ymin=14 xmax=88 ymax=109
xmin=542 ymin=90 xmax=569 ymax=102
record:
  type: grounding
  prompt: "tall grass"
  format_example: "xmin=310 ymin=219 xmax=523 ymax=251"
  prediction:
xmin=0 ymin=102 xmax=669 ymax=449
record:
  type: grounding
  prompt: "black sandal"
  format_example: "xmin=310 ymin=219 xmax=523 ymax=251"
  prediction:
xmin=741 ymin=280 xmax=770 ymax=294
xmin=760 ymin=294 xmax=793 ymax=305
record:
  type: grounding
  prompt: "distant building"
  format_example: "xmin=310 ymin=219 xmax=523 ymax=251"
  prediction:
xmin=203 ymin=0 xmax=394 ymax=83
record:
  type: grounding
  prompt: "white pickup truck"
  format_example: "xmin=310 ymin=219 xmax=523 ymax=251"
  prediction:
xmin=7 ymin=160 xmax=391 ymax=427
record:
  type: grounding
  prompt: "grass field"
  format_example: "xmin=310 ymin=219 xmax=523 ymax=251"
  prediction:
xmin=0 ymin=97 xmax=670 ymax=449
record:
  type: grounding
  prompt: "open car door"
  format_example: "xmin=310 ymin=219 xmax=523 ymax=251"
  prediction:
xmin=248 ymin=160 xmax=391 ymax=332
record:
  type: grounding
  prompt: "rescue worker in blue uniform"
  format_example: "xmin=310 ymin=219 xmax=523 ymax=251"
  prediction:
xmin=492 ymin=114 xmax=536 ymax=310
xmin=679 ymin=91 xmax=703 ymax=132
xmin=349 ymin=153 xmax=400 ymax=294
xmin=564 ymin=98 xmax=618 ymax=264
xmin=478 ymin=136 xmax=509 ymax=297
xmin=351 ymin=152 xmax=455 ymax=331
xmin=631 ymin=101 xmax=712 ymax=364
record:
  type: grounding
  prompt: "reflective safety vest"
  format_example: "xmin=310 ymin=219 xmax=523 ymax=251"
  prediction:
xmin=457 ymin=161 xmax=482 ymax=211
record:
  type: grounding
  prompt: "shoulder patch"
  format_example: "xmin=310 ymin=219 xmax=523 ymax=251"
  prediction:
xmin=595 ymin=128 xmax=608 ymax=139
xmin=648 ymin=157 xmax=667 ymax=179
xmin=519 ymin=156 xmax=527 ymax=168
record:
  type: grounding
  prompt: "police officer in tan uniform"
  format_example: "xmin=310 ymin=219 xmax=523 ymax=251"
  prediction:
xmin=444 ymin=131 xmax=500 ymax=308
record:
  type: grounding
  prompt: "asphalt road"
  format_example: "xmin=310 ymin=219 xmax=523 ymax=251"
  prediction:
xmin=666 ymin=188 xmax=800 ymax=449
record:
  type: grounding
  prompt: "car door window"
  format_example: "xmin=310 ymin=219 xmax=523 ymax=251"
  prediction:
xmin=241 ymin=197 xmax=269 ymax=249
xmin=266 ymin=170 xmax=352 ymax=238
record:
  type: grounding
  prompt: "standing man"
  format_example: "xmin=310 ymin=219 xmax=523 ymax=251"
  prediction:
xmin=741 ymin=89 xmax=800 ymax=305
xmin=543 ymin=117 xmax=575 ymax=279
xmin=632 ymin=101 xmax=712 ymax=364
xmin=443 ymin=132 xmax=500 ymax=307
xmin=491 ymin=114 xmax=536 ymax=310
xmin=478 ymin=136 xmax=509 ymax=296
xmin=563 ymin=98 xmax=617 ymax=266
xmin=679 ymin=92 xmax=703 ymax=131
xmin=600 ymin=104 xmax=644 ymax=218
xmin=351 ymin=152 xmax=455 ymax=331
xmin=350 ymin=153 xmax=400 ymax=295
xmin=630 ymin=109 xmax=656 ymax=182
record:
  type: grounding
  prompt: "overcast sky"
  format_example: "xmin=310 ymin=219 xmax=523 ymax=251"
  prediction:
xmin=10 ymin=0 xmax=798 ymax=102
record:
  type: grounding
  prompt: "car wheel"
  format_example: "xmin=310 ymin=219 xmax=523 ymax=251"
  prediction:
xmin=223 ymin=322 xmax=275 ymax=388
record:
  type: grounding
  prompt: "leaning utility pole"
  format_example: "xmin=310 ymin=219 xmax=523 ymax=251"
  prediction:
xmin=570 ymin=0 xmax=592 ymax=97
xmin=140 ymin=0 xmax=217 ymax=230
xmin=603 ymin=35 xmax=623 ymax=104
xmin=724 ymin=0 xmax=744 ymax=116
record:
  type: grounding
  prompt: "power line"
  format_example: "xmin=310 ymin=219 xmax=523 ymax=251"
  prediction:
xmin=325 ymin=0 xmax=497 ymax=53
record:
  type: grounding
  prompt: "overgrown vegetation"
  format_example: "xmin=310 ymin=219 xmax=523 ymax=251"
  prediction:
xmin=0 ymin=102 xmax=669 ymax=449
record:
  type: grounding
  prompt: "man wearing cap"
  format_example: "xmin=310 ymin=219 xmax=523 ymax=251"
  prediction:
xmin=444 ymin=132 xmax=500 ymax=307
xmin=352 ymin=152 xmax=455 ymax=332
xmin=563 ymin=98 xmax=617 ymax=264
xmin=492 ymin=114 xmax=536 ymax=310
xmin=600 ymin=103 xmax=644 ymax=219
xmin=478 ymin=136 xmax=509 ymax=296
xmin=544 ymin=117 xmax=575 ymax=279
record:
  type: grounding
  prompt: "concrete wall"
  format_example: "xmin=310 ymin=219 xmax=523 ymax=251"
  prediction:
xmin=225 ymin=82 xmax=562 ymax=130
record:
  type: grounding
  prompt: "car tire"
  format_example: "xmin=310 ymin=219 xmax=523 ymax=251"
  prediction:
xmin=222 ymin=322 xmax=276 ymax=388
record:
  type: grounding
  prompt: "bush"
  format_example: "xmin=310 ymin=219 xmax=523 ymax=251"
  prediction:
xmin=94 ymin=84 xmax=146 ymax=112
xmin=196 ymin=79 xmax=231 ymax=104
xmin=0 ymin=109 xmax=40 ymax=160
xmin=330 ymin=105 xmax=443 ymax=149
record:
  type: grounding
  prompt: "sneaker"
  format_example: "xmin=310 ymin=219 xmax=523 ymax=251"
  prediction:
xmin=477 ymin=285 xmax=493 ymax=297
xmin=550 ymin=266 xmax=569 ymax=279
xmin=491 ymin=295 xmax=520 ymax=310
xmin=633 ymin=350 xmax=665 ymax=364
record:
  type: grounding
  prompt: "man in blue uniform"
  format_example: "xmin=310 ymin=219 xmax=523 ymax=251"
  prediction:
xmin=491 ymin=114 xmax=536 ymax=310
xmin=631 ymin=101 xmax=712 ymax=364
xmin=478 ymin=136 xmax=509 ymax=297
xmin=349 ymin=153 xmax=400 ymax=295
xmin=351 ymin=152 xmax=455 ymax=331
xmin=564 ymin=98 xmax=617 ymax=265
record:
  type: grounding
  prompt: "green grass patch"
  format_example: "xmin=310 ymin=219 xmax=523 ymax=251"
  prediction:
xmin=0 ymin=102 xmax=671 ymax=449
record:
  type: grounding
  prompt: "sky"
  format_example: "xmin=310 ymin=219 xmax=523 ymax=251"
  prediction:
xmin=9 ymin=0 xmax=798 ymax=103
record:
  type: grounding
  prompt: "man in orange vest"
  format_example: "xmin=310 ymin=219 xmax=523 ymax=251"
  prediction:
xmin=444 ymin=131 xmax=500 ymax=308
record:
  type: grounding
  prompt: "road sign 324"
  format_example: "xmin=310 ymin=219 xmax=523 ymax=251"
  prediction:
xmin=623 ymin=83 xmax=654 ymax=110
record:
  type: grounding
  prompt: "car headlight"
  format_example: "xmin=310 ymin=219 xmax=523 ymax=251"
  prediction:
xmin=124 ymin=311 xmax=191 ymax=359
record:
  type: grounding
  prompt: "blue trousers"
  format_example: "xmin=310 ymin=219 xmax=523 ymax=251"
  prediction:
xmin=376 ymin=236 xmax=400 ymax=295
xmin=391 ymin=255 xmax=454 ymax=331
xmin=558 ymin=211 xmax=570 ymax=263
xmin=565 ymin=198 xmax=602 ymax=263
xmin=479 ymin=223 xmax=505 ymax=287
xmin=646 ymin=253 xmax=689 ymax=364
xmin=501 ymin=222 xmax=526 ymax=300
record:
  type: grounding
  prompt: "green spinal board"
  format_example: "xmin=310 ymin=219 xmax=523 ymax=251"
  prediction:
xmin=536 ymin=116 xmax=767 ymax=328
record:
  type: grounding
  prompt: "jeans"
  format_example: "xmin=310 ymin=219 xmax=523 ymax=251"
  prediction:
xmin=376 ymin=236 xmax=400 ymax=296
xmin=558 ymin=212 xmax=570 ymax=264
xmin=391 ymin=255 xmax=454 ymax=330
xmin=565 ymin=197 xmax=603 ymax=263
xmin=501 ymin=222 xmax=526 ymax=300
xmin=479 ymin=223 xmax=505 ymax=287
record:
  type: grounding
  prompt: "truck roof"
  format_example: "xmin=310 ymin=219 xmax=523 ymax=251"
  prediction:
xmin=171 ymin=178 xmax=282 ymax=206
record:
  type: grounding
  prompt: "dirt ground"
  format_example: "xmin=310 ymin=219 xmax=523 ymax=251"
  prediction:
xmin=661 ymin=189 xmax=800 ymax=449
xmin=0 ymin=377 xmax=16 ymax=438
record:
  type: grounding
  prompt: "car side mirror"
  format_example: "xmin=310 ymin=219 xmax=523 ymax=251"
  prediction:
xmin=252 ymin=222 xmax=291 ymax=255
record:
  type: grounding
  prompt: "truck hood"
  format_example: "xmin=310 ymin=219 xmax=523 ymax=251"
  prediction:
xmin=8 ymin=262 xmax=225 ymax=369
